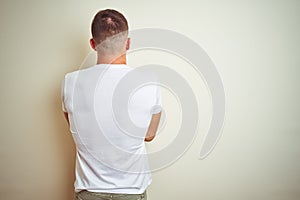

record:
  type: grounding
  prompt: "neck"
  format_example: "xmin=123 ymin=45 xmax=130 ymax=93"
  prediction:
xmin=97 ymin=53 xmax=127 ymax=65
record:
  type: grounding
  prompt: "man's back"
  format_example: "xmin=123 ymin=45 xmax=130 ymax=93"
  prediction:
xmin=62 ymin=64 xmax=160 ymax=194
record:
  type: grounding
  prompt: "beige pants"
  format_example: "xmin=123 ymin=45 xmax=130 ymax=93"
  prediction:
xmin=74 ymin=190 xmax=147 ymax=200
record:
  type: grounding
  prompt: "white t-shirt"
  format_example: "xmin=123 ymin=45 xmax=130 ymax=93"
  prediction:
xmin=61 ymin=64 xmax=162 ymax=194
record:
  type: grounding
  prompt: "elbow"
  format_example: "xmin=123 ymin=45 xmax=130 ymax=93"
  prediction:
xmin=145 ymin=134 xmax=155 ymax=142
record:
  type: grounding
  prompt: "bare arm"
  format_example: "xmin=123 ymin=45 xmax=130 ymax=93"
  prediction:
xmin=145 ymin=112 xmax=161 ymax=142
xmin=64 ymin=112 xmax=69 ymax=126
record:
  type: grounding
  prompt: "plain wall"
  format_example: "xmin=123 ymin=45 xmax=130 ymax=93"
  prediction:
xmin=0 ymin=0 xmax=299 ymax=199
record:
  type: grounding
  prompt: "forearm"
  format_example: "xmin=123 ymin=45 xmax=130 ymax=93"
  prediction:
xmin=144 ymin=112 xmax=161 ymax=142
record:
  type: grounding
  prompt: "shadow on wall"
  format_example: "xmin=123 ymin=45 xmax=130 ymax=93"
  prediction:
xmin=50 ymin=33 xmax=92 ymax=200
xmin=52 ymin=74 xmax=76 ymax=200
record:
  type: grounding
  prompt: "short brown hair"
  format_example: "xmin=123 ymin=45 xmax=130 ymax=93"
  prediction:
xmin=91 ymin=9 xmax=128 ymax=45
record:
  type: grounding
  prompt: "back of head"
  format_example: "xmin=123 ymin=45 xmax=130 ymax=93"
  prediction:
xmin=91 ymin=9 xmax=129 ymax=56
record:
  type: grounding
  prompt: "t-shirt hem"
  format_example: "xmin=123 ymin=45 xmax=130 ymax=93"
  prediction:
xmin=74 ymin=179 xmax=152 ymax=194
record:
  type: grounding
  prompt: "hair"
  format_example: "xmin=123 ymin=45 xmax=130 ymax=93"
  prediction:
xmin=91 ymin=9 xmax=129 ymax=55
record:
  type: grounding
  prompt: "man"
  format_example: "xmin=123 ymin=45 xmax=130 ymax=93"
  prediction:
xmin=61 ymin=9 xmax=162 ymax=200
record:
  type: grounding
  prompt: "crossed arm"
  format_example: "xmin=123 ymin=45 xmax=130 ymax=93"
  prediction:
xmin=144 ymin=112 xmax=161 ymax=142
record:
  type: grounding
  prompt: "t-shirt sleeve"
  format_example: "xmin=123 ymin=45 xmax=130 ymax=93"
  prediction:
xmin=150 ymin=85 xmax=162 ymax=114
xmin=61 ymin=75 xmax=67 ymax=112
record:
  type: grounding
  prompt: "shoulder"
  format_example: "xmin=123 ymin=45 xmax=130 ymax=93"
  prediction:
xmin=65 ymin=69 xmax=80 ymax=78
xmin=62 ymin=70 xmax=81 ymax=90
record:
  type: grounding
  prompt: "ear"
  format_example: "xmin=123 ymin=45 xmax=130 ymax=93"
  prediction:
xmin=90 ymin=38 xmax=96 ymax=51
xmin=126 ymin=37 xmax=131 ymax=50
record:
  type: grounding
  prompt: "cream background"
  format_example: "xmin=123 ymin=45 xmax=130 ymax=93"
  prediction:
xmin=0 ymin=0 xmax=299 ymax=199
